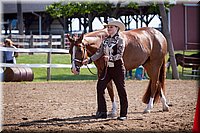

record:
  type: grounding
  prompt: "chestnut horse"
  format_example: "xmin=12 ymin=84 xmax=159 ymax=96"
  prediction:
xmin=67 ymin=27 xmax=169 ymax=114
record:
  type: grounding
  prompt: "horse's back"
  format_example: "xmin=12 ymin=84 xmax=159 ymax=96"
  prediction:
xmin=124 ymin=27 xmax=166 ymax=46
xmin=122 ymin=27 xmax=167 ymax=70
xmin=125 ymin=27 xmax=167 ymax=54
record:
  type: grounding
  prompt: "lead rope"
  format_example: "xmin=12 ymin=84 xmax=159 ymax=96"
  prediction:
xmin=99 ymin=60 xmax=108 ymax=80
xmin=86 ymin=59 xmax=108 ymax=80
xmin=82 ymin=45 xmax=97 ymax=76
xmin=100 ymin=36 xmax=109 ymax=80
xmin=86 ymin=65 xmax=97 ymax=75
xmin=99 ymin=35 xmax=108 ymax=80
xmin=82 ymin=41 xmax=108 ymax=80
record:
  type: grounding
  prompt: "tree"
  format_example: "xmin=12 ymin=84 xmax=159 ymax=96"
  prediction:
xmin=77 ymin=2 xmax=112 ymax=32
xmin=158 ymin=3 xmax=179 ymax=79
xmin=46 ymin=1 xmax=112 ymax=32
xmin=17 ymin=1 xmax=24 ymax=35
xmin=45 ymin=1 xmax=139 ymax=32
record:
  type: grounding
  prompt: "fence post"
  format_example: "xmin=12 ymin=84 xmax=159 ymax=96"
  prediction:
xmin=8 ymin=34 xmax=12 ymax=39
xmin=29 ymin=32 xmax=33 ymax=55
xmin=61 ymin=31 xmax=65 ymax=49
xmin=47 ymin=34 xmax=52 ymax=81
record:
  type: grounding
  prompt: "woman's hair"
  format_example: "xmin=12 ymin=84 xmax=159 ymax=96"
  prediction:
xmin=4 ymin=39 xmax=13 ymax=46
xmin=117 ymin=27 xmax=120 ymax=32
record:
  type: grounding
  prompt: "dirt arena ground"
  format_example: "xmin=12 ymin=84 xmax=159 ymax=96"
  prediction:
xmin=2 ymin=80 xmax=199 ymax=133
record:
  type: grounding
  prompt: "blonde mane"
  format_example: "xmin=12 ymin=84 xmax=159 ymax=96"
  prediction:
xmin=82 ymin=36 xmax=102 ymax=46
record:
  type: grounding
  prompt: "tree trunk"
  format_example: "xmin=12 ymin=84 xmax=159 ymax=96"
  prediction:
xmin=111 ymin=3 xmax=121 ymax=18
xmin=83 ymin=17 xmax=87 ymax=33
xmin=159 ymin=3 xmax=179 ymax=79
xmin=17 ymin=2 xmax=24 ymax=35
xmin=88 ymin=13 xmax=95 ymax=32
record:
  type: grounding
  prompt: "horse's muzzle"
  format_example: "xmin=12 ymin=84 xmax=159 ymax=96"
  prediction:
xmin=71 ymin=66 xmax=80 ymax=75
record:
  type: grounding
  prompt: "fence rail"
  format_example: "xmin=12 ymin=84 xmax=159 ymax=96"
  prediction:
xmin=0 ymin=47 xmax=96 ymax=81
xmin=1 ymin=33 xmax=70 ymax=49
xmin=0 ymin=63 xmax=95 ymax=69
xmin=0 ymin=47 xmax=69 ymax=53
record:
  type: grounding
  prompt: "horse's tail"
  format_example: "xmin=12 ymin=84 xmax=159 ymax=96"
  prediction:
xmin=142 ymin=58 xmax=166 ymax=104
xmin=155 ymin=57 xmax=166 ymax=103
xmin=142 ymin=80 xmax=151 ymax=104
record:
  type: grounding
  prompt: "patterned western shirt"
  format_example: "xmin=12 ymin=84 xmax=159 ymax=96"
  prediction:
xmin=90 ymin=33 xmax=125 ymax=62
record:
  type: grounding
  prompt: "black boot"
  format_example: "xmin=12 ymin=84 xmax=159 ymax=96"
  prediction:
xmin=95 ymin=112 xmax=107 ymax=119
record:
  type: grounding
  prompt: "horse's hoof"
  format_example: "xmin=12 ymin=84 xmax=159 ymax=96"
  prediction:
xmin=163 ymin=105 xmax=169 ymax=112
xmin=143 ymin=109 xmax=151 ymax=113
xmin=108 ymin=112 xmax=117 ymax=118
xmin=108 ymin=114 xmax=117 ymax=118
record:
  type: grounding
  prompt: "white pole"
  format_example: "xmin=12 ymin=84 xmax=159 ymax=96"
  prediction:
xmin=32 ymin=11 xmax=42 ymax=35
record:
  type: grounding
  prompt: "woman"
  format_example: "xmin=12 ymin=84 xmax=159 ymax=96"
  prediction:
xmin=3 ymin=39 xmax=17 ymax=64
xmin=83 ymin=18 xmax=128 ymax=120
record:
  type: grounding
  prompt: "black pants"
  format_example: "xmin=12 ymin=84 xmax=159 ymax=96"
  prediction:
xmin=6 ymin=60 xmax=14 ymax=63
xmin=96 ymin=59 xmax=128 ymax=117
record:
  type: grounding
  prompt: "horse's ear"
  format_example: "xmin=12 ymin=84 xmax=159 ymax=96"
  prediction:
xmin=66 ymin=34 xmax=73 ymax=42
xmin=80 ymin=33 xmax=84 ymax=40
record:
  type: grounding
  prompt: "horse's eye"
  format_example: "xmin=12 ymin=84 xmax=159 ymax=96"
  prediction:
xmin=78 ymin=49 xmax=82 ymax=53
xmin=77 ymin=44 xmax=82 ymax=47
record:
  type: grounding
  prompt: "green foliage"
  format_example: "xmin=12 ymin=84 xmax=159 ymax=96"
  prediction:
xmin=148 ymin=2 xmax=175 ymax=14
xmin=46 ymin=1 xmax=113 ymax=18
xmin=46 ymin=1 xmax=175 ymax=19
xmin=148 ymin=3 xmax=160 ymax=14
xmin=45 ymin=2 xmax=64 ymax=18
xmin=127 ymin=2 xmax=139 ymax=9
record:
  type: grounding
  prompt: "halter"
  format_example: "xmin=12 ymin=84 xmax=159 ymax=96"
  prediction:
xmin=81 ymin=39 xmax=108 ymax=80
xmin=72 ymin=43 xmax=87 ymax=64
xmin=71 ymin=37 xmax=107 ymax=79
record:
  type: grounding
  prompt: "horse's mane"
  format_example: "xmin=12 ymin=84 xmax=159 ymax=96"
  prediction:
xmin=82 ymin=37 xmax=99 ymax=45
xmin=82 ymin=28 xmax=108 ymax=46
xmin=85 ymin=28 xmax=108 ymax=36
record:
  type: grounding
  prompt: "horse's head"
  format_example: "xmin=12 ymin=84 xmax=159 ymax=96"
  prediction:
xmin=66 ymin=33 xmax=88 ymax=75
xmin=67 ymin=30 xmax=107 ymax=75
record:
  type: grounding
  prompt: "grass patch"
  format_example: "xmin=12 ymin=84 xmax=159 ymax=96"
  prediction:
xmin=16 ymin=53 xmax=98 ymax=81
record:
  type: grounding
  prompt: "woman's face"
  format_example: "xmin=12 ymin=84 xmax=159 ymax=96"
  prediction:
xmin=5 ymin=41 xmax=9 ymax=47
xmin=107 ymin=25 xmax=119 ymax=36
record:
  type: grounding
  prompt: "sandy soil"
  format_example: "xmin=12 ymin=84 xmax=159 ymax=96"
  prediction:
xmin=1 ymin=80 xmax=199 ymax=133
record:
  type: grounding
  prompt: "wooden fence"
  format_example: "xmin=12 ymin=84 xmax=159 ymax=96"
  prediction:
xmin=0 ymin=34 xmax=95 ymax=81
xmin=1 ymin=33 xmax=70 ymax=49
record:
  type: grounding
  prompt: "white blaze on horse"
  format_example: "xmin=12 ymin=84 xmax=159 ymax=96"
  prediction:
xmin=67 ymin=27 xmax=169 ymax=114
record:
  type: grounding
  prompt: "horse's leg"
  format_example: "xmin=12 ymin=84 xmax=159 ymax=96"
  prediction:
xmin=160 ymin=88 xmax=169 ymax=111
xmin=142 ymin=63 xmax=157 ymax=113
xmin=159 ymin=58 xmax=169 ymax=112
xmin=143 ymin=78 xmax=157 ymax=113
xmin=166 ymin=57 xmax=170 ymax=73
xmin=106 ymin=80 xmax=117 ymax=117
xmin=143 ymin=59 xmax=167 ymax=113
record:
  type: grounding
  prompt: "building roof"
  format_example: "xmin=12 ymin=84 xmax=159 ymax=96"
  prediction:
xmin=2 ymin=3 xmax=53 ymax=13
xmin=1 ymin=0 xmax=63 ymax=14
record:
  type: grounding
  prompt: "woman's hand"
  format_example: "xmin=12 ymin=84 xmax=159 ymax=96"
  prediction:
xmin=82 ymin=59 xmax=89 ymax=65
xmin=103 ymin=55 xmax=109 ymax=62
xmin=82 ymin=58 xmax=92 ymax=65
